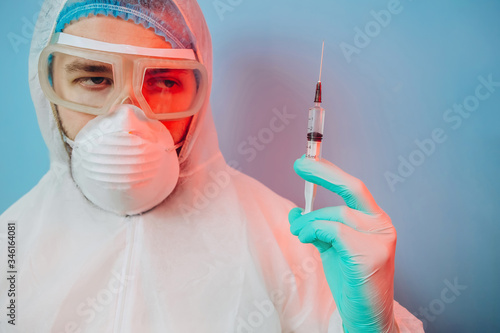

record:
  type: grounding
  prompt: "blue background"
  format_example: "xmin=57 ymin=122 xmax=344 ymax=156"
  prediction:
xmin=1 ymin=0 xmax=499 ymax=332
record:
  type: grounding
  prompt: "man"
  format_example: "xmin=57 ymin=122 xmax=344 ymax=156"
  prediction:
xmin=0 ymin=0 xmax=423 ymax=332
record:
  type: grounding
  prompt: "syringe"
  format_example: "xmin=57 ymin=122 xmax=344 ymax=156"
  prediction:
xmin=303 ymin=41 xmax=325 ymax=214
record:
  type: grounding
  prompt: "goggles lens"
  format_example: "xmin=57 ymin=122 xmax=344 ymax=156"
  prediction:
xmin=40 ymin=44 xmax=207 ymax=120
xmin=49 ymin=52 xmax=115 ymax=109
xmin=140 ymin=67 xmax=201 ymax=116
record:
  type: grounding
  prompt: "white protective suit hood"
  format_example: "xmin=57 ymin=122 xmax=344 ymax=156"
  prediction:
xmin=0 ymin=0 xmax=422 ymax=332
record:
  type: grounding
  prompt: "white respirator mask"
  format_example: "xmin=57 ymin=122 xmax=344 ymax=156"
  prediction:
xmin=64 ymin=104 xmax=182 ymax=216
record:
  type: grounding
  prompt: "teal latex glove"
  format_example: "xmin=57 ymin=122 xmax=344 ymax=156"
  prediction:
xmin=289 ymin=155 xmax=399 ymax=333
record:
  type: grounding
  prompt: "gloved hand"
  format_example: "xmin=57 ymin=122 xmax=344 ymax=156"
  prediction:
xmin=289 ymin=155 xmax=400 ymax=333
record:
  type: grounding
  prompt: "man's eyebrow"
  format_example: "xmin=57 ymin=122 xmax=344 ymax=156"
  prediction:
xmin=65 ymin=61 xmax=113 ymax=74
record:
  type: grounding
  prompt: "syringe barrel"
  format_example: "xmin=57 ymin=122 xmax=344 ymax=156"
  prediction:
xmin=306 ymin=103 xmax=325 ymax=159
xmin=307 ymin=104 xmax=325 ymax=140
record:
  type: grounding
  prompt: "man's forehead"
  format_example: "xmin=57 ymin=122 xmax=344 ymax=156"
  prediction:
xmin=62 ymin=15 xmax=173 ymax=49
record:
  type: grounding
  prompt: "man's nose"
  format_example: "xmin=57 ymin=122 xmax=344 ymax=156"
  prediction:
xmin=117 ymin=92 xmax=143 ymax=110
xmin=118 ymin=79 xmax=140 ymax=107
xmin=120 ymin=96 xmax=134 ymax=105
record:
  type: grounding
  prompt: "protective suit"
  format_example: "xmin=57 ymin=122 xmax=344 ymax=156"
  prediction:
xmin=0 ymin=0 xmax=424 ymax=332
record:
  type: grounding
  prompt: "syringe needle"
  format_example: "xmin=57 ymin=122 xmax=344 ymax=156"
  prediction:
xmin=319 ymin=40 xmax=325 ymax=82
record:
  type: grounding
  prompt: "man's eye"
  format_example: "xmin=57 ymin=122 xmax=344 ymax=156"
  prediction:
xmin=89 ymin=77 xmax=105 ymax=85
xmin=76 ymin=77 xmax=113 ymax=87
xmin=146 ymin=78 xmax=181 ymax=90
xmin=162 ymin=80 xmax=177 ymax=88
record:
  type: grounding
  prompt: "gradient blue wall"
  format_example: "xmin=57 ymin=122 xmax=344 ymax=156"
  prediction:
xmin=1 ymin=1 xmax=499 ymax=332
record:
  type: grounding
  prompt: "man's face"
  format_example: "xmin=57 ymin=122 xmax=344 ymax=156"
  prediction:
xmin=53 ymin=15 xmax=193 ymax=144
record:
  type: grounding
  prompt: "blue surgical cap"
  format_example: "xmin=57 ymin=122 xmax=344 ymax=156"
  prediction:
xmin=55 ymin=0 xmax=194 ymax=49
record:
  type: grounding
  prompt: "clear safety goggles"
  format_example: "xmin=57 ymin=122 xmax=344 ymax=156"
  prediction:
xmin=38 ymin=33 xmax=208 ymax=120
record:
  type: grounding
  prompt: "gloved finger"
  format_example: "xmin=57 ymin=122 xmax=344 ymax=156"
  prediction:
xmin=288 ymin=207 xmax=304 ymax=224
xmin=290 ymin=205 xmax=369 ymax=235
xmin=297 ymin=220 xmax=356 ymax=254
xmin=294 ymin=155 xmax=382 ymax=215
xmin=289 ymin=207 xmax=332 ymax=252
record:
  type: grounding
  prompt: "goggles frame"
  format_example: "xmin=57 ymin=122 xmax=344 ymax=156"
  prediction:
xmin=38 ymin=33 xmax=208 ymax=121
